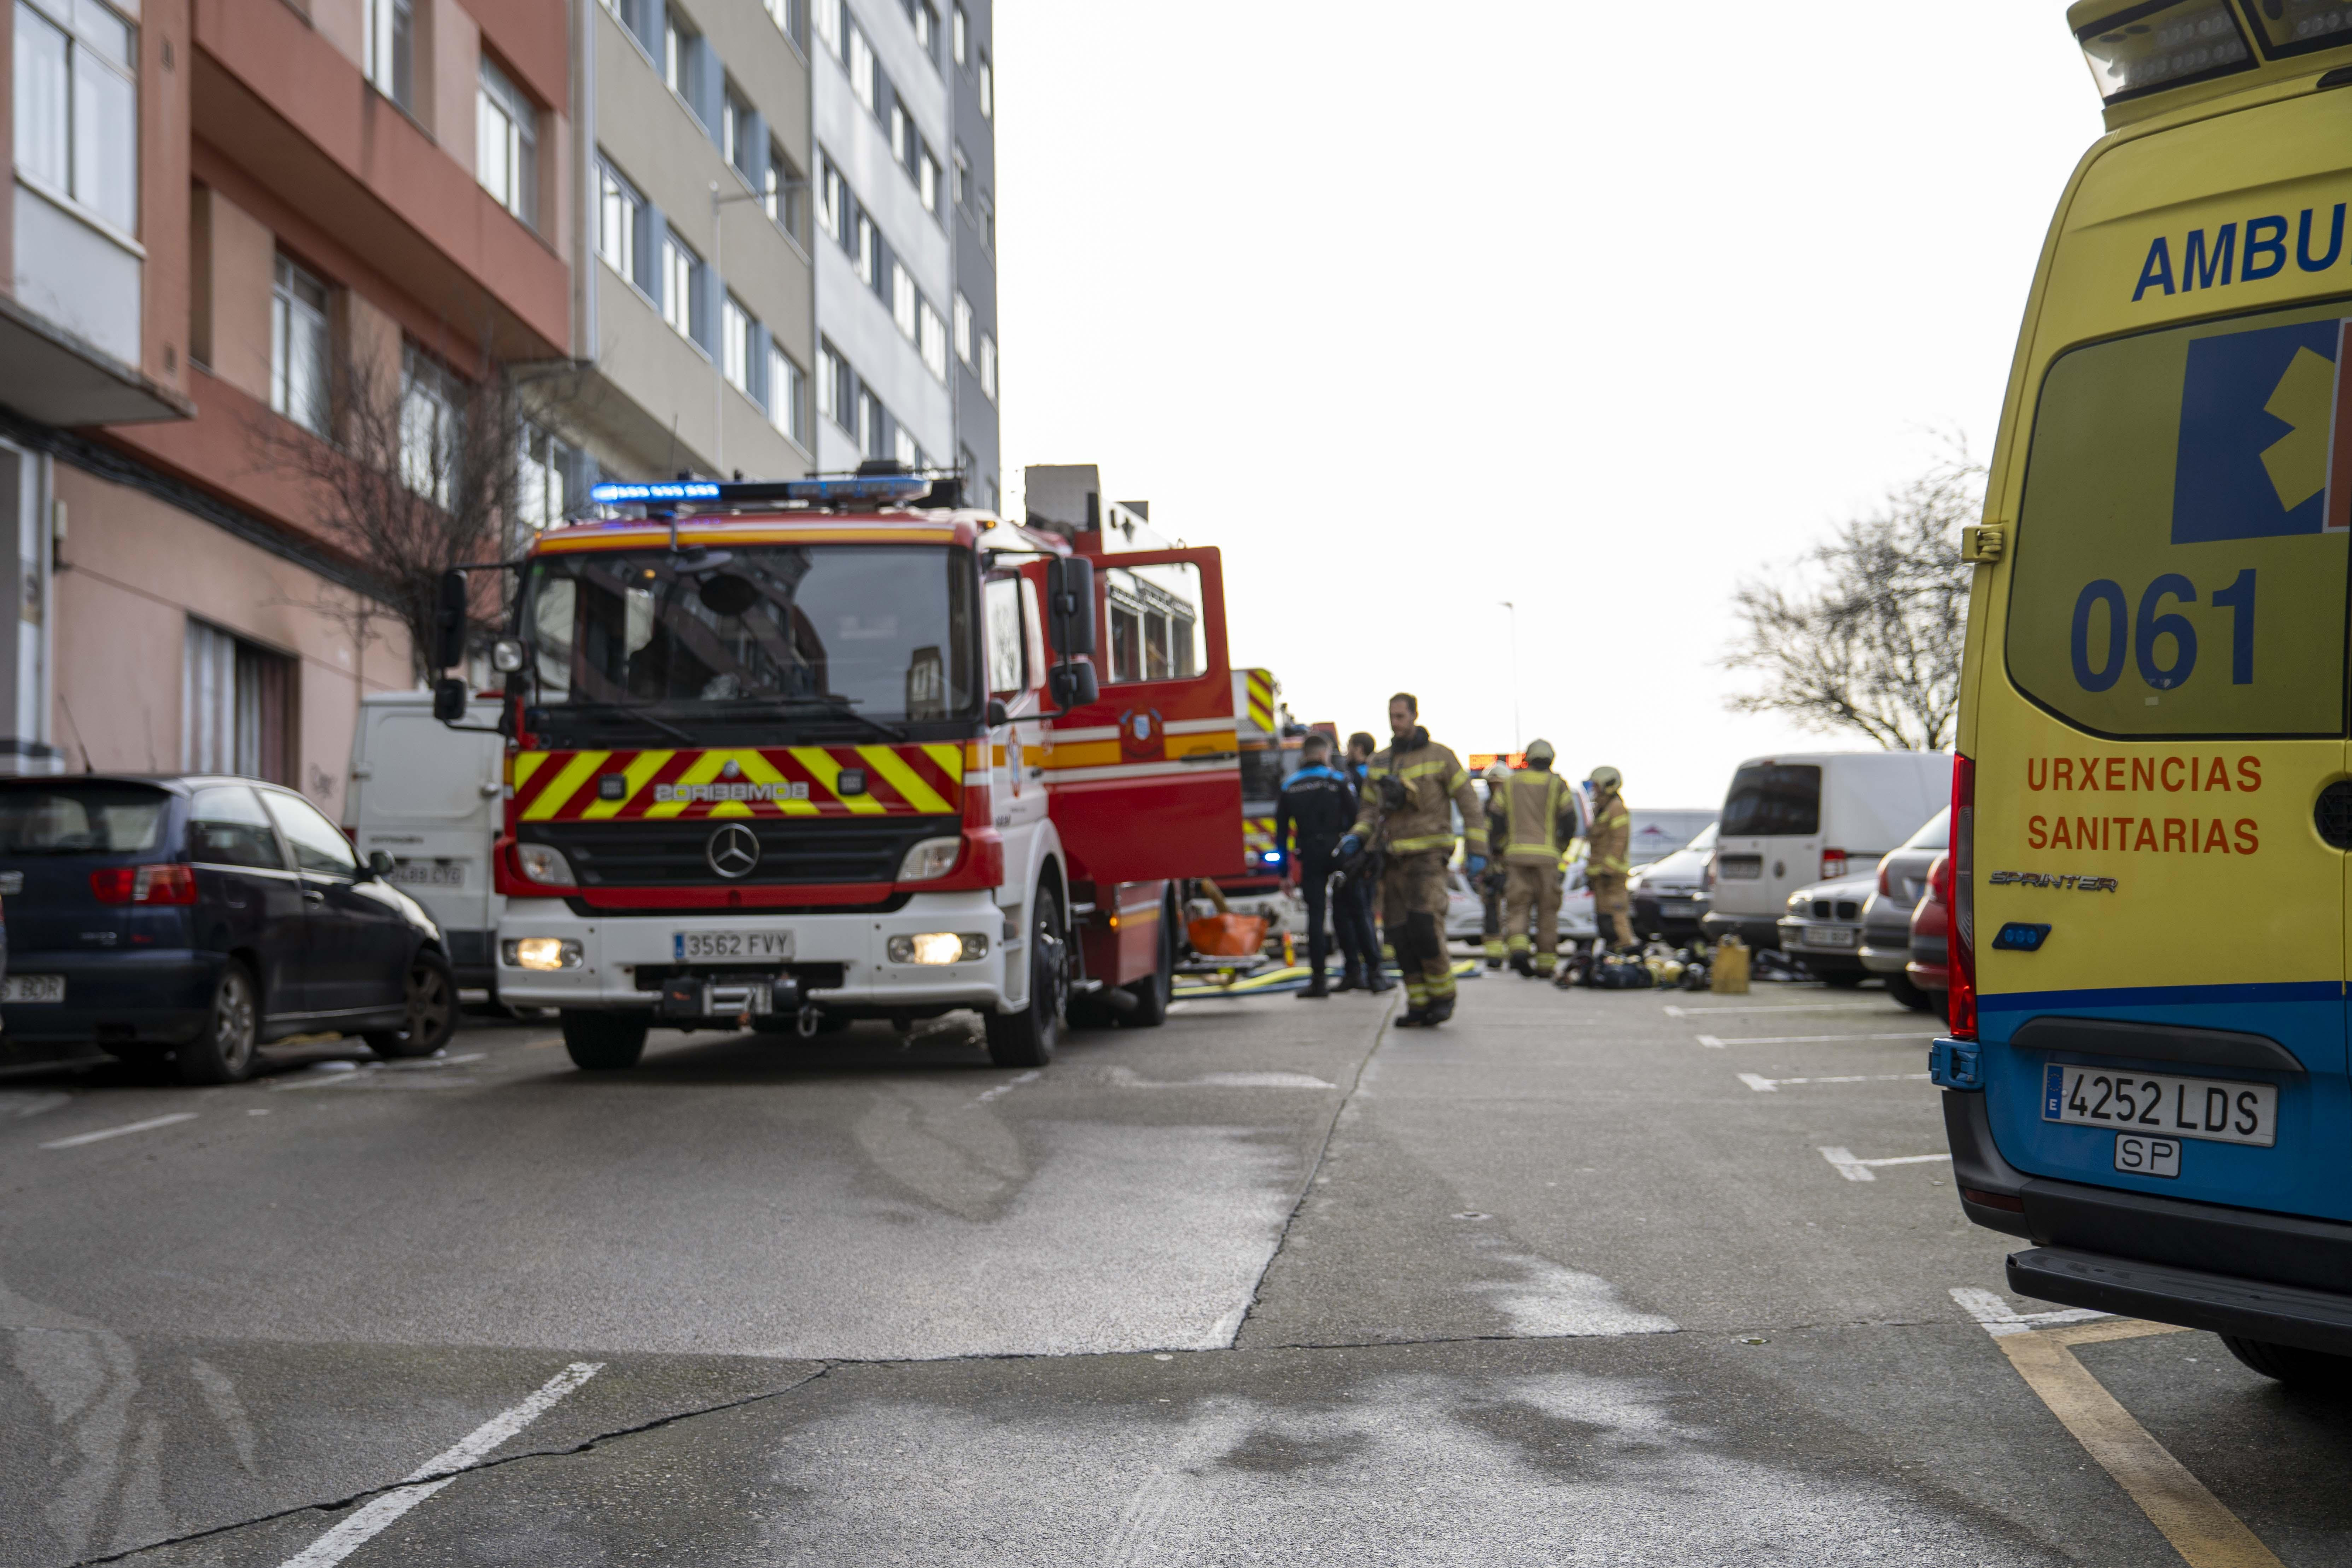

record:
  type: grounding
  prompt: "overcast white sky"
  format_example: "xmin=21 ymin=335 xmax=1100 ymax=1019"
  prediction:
xmin=992 ymin=4 xmax=2106 ymax=808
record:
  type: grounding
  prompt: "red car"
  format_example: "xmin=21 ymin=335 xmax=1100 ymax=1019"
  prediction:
xmin=1908 ymin=851 xmax=1950 ymax=1019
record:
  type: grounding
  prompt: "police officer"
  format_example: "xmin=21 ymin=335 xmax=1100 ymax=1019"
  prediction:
xmin=1330 ymin=732 xmax=1389 ymax=993
xmin=1585 ymin=764 xmax=1635 ymax=952
xmin=1336 ymin=693 xmax=1487 ymax=1026
xmin=1497 ymin=740 xmax=1581 ymax=978
xmin=1479 ymin=762 xmax=1512 ymax=969
xmin=1275 ymin=733 xmax=1359 ymax=1000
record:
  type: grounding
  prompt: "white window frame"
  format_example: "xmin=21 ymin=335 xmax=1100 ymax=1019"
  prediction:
xmin=952 ymin=291 xmax=973 ymax=366
xmin=768 ymin=345 xmax=806 ymax=445
xmin=661 ymin=229 xmax=700 ymax=342
xmin=812 ymin=0 xmax=841 ymax=56
xmin=817 ymin=342 xmax=844 ymax=429
xmin=516 ymin=421 xmax=576 ymax=534
xmin=816 ymin=153 xmax=843 ymax=242
xmin=894 ymin=425 xmax=920 ymax=470
xmin=855 ymin=213 xmax=877 ymax=287
xmin=14 ymin=0 xmax=140 ymax=238
xmin=978 ymin=53 xmax=992 ymax=118
xmin=364 ymin=0 xmax=415 ymax=109
xmin=918 ymin=151 xmax=939 ymax=215
xmin=952 ymin=3 xmax=967 ymax=66
xmin=918 ymin=298 xmax=946 ymax=382
xmin=848 ymin=26 xmax=877 ymax=112
xmin=476 ymin=56 xmax=537 ymax=227
xmin=977 ymin=332 xmax=997 ymax=402
xmin=892 ymin=262 xmax=917 ymax=341
xmin=951 ymin=144 xmax=968 ymax=209
xmin=400 ymin=346 xmax=460 ymax=509
xmin=722 ymin=295 xmax=753 ymax=393
xmin=270 ymin=255 xmax=332 ymax=437
xmin=597 ymin=158 xmax=641 ymax=282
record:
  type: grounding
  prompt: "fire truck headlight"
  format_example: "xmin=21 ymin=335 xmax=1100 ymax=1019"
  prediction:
xmin=504 ymin=937 xmax=582 ymax=971
xmin=491 ymin=638 xmax=527 ymax=673
xmin=897 ymin=837 xmax=962 ymax=881
xmin=515 ymin=843 xmax=578 ymax=888
xmin=888 ymin=932 xmax=987 ymax=965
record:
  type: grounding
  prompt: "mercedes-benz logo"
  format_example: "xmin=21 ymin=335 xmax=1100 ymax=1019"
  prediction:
xmin=706 ymin=823 xmax=761 ymax=879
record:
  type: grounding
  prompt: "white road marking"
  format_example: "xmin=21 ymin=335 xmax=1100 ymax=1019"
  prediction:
xmin=1101 ymin=1066 xmax=1335 ymax=1090
xmin=1739 ymin=1072 xmax=1933 ymax=1092
xmin=1665 ymin=1002 xmax=1899 ymax=1017
xmin=1949 ymin=1286 xmax=2108 ymax=1339
xmin=1699 ymin=1031 xmax=1940 ymax=1047
xmin=275 ymin=1361 xmax=602 ymax=1568
xmin=270 ymin=1054 xmax=488 ymax=1091
xmin=0 ymin=1091 xmax=71 ymax=1120
xmin=1817 ymin=1146 xmax=1953 ymax=1182
xmin=38 ymin=1112 xmax=198 ymax=1149
xmin=974 ymin=1069 xmax=1042 ymax=1104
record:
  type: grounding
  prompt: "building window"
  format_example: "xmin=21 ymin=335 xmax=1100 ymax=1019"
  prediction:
xmin=918 ymin=299 xmax=946 ymax=382
xmin=848 ymin=25 xmax=877 ymax=111
xmin=722 ymin=87 xmax=752 ymax=174
xmin=400 ymin=346 xmax=460 ymax=508
xmin=661 ymin=229 xmax=699 ymax=342
xmin=722 ymin=296 xmax=753 ymax=393
xmin=979 ymin=194 xmax=993 ymax=251
xmin=517 ymin=422 xmax=578 ymax=534
xmin=918 ymin=151 xmax=939 ymax=215
xmin=818 ymin=341 xmax=846 ymax=430
xmin=597 ymin=159 xmax=641 ymax=280
xmin=816 ymin=153 xmax=843 ymax=242
xmin=952 ymin=3 xmax=967 ymax=65
xmin=855 ymin=212 xmax=877 ymax=288
xmin=894 ymin=425 xmax=920 ymax=470
xmin=364 ymin=0 xmax=415 ymax=110
xmin=951 ymin=145 xmax=968 ymax=209
xmin=764 ymin=143 xmax=805 ymax=239
xmin=664 ymin=11 xmax=700 ymax=104
xmin=978 ymin=52 xmax=992 ymax=118
xmin=477 ymin=57 xmax=538 ymax=227
xmin=762 ymin=0 xmax=802 ymax=44
xmin=768 ymin=346 xmax=805 ymax=444
xmin=977 ymin=332 xmax=996 ymax=402
xmin=183 ymin=621 xmax=295 ymax=784
xmin=270 ymin=256 xmax=331 ymax=437
xmin=892 ymin=261 xmax=917 ymax=341
xmin=914 ymin=1 xmax=935 ymax=56
xmin=953 ymin=292 xmax=973 ymax=365
xmin=13 ymin=0 xmax=138 ymax=236
xmin=860 ymin=389 xmax=887 ymax=459
xmin=889 ymin=102 xmax=906 ymax=164
xmin=812 ymin=0 xmax=841 ymax=56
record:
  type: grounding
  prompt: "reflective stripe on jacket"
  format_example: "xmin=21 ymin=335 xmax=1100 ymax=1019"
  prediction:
xmin=1586 ymin=789 xmax=1631 ymax=876
xmin=1501 ymin=767 xmax=1578 ymax=866
xmin=1351 ymin=728 xmax=1488 ymax=859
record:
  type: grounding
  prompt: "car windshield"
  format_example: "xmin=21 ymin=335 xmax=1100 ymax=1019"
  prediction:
xmin=0 ymin=783 xmax=170 ymax=855
xmin=524 ymin=544 xmax=977 ymax=727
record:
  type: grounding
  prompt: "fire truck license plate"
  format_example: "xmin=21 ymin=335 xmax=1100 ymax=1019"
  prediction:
xmin=673 ymin=931 xmax=795 ymax=962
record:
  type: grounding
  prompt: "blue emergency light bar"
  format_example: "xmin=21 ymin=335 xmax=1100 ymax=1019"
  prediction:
xmin=585 ymin=473 xmax=935 ymax=509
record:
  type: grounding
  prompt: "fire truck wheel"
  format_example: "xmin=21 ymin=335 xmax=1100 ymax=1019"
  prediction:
xmin=986 ymin=883 xmax=1067 ymax=1067
xmin=1121 ymin=891 xmax=1176 ymax=1028
xmin=561 ymin=1010 xmax=649 ymax=1071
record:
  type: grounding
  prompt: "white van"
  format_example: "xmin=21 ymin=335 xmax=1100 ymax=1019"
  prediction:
xmin=1700 ymin=751 xmax=1949 ymax=952
xmin=344 ymin=692 xmax=504 ymax=995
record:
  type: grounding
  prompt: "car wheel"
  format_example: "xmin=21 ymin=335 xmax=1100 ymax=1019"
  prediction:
xmin=561 ymin=1010 xmax=649 ymax=1071
xmin=178 ymin=962 xmax=259 ymax=1085
xmin=2220 ymin=1334 xmax=2352 ymax=1387
xmin=1121 ymin=891 xmax=1176 ymax=1028
xmin=985 ymin=882 xmax=1067 ymax=1067
xmin=363 ymin=950 xmax=459 ymax=1059
xmin=1885 ymin=972 xmax=1934 ymax=1012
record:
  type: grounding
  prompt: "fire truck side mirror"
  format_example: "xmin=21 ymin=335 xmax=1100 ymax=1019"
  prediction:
xmin=432 ymin=677 xmax=469 ymax=724
xmin=1044 ymin=556 xmax=1097 ymax=658
xmin=1048 ymin=662 xmax=1098 ymax=710
xmin=432 ymin=570 xmax=468 ymax=671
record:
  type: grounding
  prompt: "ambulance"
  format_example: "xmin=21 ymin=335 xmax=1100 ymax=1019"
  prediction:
xmin=1936 ymin=0 xmax=2352 ymax=1385
xmin=431 ymin=470 xmax=1244 ymax=1072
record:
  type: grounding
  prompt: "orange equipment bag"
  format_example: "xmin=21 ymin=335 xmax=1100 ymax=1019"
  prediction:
xmin=1187 ymin=914 xmax=1268 ymax=957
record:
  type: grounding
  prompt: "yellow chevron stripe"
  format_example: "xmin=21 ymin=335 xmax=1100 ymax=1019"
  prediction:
xmin=854 ymin=744 xmax=952 ymax=814
xmin=512 ymin=751 xmax=550 ymax=789
xmin=520 ymin=750 xmax=610 ymax=821
xmin=580 ymin=750 xmax=675 ymax=819
xmin=925 ymin=743 xmax=963 ymax=780
xmin=642 ymin=750 xmax=738 ymax=818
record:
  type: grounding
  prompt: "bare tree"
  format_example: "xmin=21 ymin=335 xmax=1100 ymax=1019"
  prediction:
xmin=1721 ymin=448 xmax=1982 ymax=751
xmin=252 ymin=332 xmax=574 ymax=683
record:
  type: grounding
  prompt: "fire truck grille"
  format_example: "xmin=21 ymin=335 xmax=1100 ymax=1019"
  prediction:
xmin=524 ymin=820 xmax=948 ymax=886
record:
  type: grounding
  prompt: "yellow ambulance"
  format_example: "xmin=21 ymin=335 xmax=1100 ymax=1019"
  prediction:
xmin=1936 ymin=0 xmax=2352 ymax=1386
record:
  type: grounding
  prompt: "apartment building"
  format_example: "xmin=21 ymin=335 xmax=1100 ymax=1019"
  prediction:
xmin=2 ymin=0 xmax=571 ymax=813
xmin=570 ymin=0 xmax=815 ymax=490
xmin=805 ymin=0 xmax=997 ymax=507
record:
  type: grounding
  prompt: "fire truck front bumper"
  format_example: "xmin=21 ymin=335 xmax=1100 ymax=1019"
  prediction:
xmin=494 ymin=894 xmax=1020 ymax=1014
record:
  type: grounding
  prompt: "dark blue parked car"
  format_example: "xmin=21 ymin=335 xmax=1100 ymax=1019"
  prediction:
xmin=0 ymin=776 xmax=457 ymax=1083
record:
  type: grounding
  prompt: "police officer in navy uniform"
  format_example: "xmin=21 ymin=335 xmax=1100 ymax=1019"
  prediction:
xmin=1330 ymin=731 xmax=1389 ymax=993
xmin=1275 ymin=732 xmax=1362 ymax=999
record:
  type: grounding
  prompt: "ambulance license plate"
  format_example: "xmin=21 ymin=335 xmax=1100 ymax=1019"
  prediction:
xmin=673 ymin=931 xmax=794 ymax=962
xmin=2043 ymin=1064 xmax=2276 ymax=1148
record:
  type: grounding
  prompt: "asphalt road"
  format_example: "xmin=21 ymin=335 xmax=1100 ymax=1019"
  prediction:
xmin=3 ymin=972 xmax=2348 ymax=1565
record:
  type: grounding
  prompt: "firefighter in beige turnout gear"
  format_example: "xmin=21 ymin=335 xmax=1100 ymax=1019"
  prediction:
xmin=1338 ymin=693 xmax=1487 ymax=1027
xmin=1496 ymin=739 xmax=1580 ymax=978
xmin=1585 ymin=764 xmax=1634 ymax=951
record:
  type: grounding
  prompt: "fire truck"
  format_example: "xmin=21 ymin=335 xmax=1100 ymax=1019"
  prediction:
xmin=426 ymin=470 xmax=1245 ymax=1072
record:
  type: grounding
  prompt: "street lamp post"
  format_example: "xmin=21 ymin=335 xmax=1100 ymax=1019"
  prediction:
xmin=1499 ymin=600 xmax=1521 ymax=754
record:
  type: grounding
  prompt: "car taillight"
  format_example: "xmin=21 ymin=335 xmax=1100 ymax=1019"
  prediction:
xmin=89 ymin=864 xmax=199 ymax=905
xmin=1876 ymin=854 xmax=1893 ymax=897
xmin=1949 ymin=753 xmax=1976 ymax=1040
xmin=1820 ymin=848 xmax=1848 ymax=880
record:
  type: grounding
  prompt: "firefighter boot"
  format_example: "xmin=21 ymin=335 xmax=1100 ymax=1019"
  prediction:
xmin=1425 ymin=993 xmax=1455 ymax=1025
xmin=1510 ymin=952 xmax=1533 ymax=978
xmin=1296 ymin=974 xmax=1330 ymax=1000
xmin=1332 ymin=964 xmax=1365 ymax=993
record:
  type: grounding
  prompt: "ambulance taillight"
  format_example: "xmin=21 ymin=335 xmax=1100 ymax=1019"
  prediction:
xmin=1947 ymin=754 xmax=1975 ymax=1041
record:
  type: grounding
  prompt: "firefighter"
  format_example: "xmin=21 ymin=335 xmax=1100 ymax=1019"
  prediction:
xmin=1275 ymin=732 xmax=1360 ymax=999
xmin=1498 ymin=740 xmax=1580 ymax=978
xmin=1479 ymin=761 xmax=1512 ymax=969
xmin=1336 ymin=693 xmax=1487 ymax=1027
xmin=1586 ymin=764 xmax=1634 ymax=952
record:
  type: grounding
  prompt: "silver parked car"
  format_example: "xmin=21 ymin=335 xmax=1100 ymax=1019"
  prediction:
xmin=1775 ymin=872 xmax=1878 ymax=983
xmin=1858 ymin=806 xmax=1948 ymax=1012
xmin=1630 ymin=821 xmax=1715 ymax=942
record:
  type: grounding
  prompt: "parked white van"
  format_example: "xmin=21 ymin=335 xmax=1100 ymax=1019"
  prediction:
xmin=1700 ymin=751 xmax=1950 ymax=953
xmin=343 ymin=692 xmax=504 ymax=995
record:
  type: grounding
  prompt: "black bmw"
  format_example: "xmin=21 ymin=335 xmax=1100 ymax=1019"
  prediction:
xmin=0 ymin=775 xmax=457 ymax=1083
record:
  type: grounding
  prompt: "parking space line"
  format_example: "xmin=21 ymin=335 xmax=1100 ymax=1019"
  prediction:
xmin=1951 ymin=1290 xmax=2278 ymax=1568
xmin=1816 ymin=1146 xmax=1951 ymax=1181
xmin=38 ymin=1112 xmax=198 ymax=1149
xmin=1664 ymin=1002 xmax=1898 ymax=1017
xmin=276 ymin=1361 xmax=602 ymax=1568
xmin=1698 ymin=1031 xmax=1940 ymax=1048
xmin=1739 ymin=1071 xmax=1931 ymax=1092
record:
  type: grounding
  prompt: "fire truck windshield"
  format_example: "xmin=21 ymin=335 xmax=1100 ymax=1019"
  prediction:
xmin=521 ymin=544 xmax=977 ymax=735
